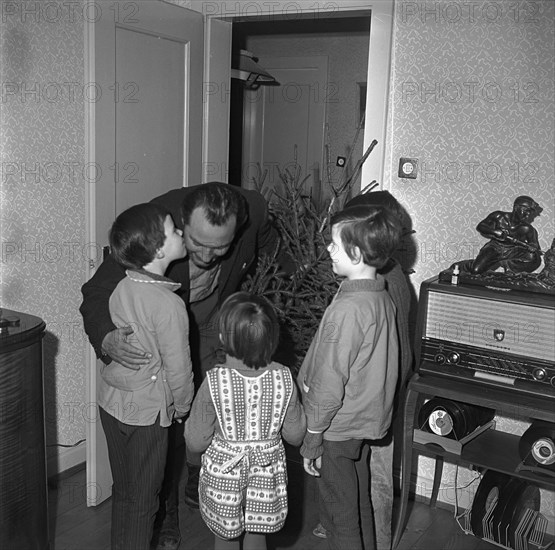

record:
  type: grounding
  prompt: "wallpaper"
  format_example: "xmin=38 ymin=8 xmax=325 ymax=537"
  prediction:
xmin=0 ymin=2 xmax=87 ymax=466
xmin=388 ymin=0 xmax=554 ymax=291
xmin=387 ymin=0 xmax=554 ymax=522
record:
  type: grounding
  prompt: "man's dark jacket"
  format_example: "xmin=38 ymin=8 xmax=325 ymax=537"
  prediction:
xmin=80 ymin=183 xmax=279 ymax=359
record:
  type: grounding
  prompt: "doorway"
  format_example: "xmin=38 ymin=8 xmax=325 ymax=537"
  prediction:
xmin=229 ymin=16 xmax=372 ymax=209
xmin=203 ymin=2 xmax=394 ymax=195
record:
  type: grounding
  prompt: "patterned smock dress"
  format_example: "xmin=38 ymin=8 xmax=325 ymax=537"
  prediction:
xmin=199 ymin=364 xmax=294 ymax=539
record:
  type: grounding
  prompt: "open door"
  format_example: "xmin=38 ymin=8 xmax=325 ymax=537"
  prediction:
xmin=84 ymin=0 xmax=203 ymax=506
xmin=202 ymin=1 xmax=394 ymax=190
xmin=241 ymin=56 xmax=328 ymax=200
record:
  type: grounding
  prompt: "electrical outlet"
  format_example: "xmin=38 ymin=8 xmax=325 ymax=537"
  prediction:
xmin=398 ymin=157 xmax=418 ymax=179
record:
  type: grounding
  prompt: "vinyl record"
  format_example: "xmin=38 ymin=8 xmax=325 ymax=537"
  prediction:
xmin=418 ymin=398 xmax=462 ymax=439
xmin=519 ymin=422 xmax=555 ymax=470
xmin=418 ymin=398 xmax=492 ymax=440
xmin=491 ymin=477 xmax=527 ymax=546
xmin=473 ymin=405 xmax=496 ymax=429
xmin=470 ymin=470 xmax=511 ymax=539
xmin=507 ymin=484 xmax=541 ymax=549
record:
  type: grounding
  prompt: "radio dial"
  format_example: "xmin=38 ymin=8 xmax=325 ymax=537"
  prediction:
xmin=448 ymin=352 xmax=461 ymax=364
xmin=435 ymin=354 xmax=446 ymax=365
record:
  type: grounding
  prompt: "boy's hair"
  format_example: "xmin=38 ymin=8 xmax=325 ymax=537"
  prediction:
xmin=182 ymin=182 xmax=248 ymax=228
xmin=345 ymin=190 xmax=409 ymax=231
xmin=218 ymin=291 xmax=279 ymax=369
xmin=330 ymin=205 xmax=402 ymax=269
xmin=109 ymin=203 xmax=170 ymax=269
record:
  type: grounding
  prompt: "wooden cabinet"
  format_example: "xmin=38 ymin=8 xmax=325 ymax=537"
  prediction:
xmin=0 ymin=309 xmax=48 ymax=549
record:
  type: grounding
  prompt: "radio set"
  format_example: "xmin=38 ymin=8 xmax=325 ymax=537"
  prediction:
xmin=415 ymin=277 xmax=555 ymax=396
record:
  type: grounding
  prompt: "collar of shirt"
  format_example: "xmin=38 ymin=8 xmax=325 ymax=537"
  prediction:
xmin=216 ymin=355 xmax=278 ymax=377
xmin=189 ymin=261 xmax=220 ymax=303
xmin=125 ymin=269 xmax=182 ymax=292
xmin=338 ymin=276 xmax=386 ymax=293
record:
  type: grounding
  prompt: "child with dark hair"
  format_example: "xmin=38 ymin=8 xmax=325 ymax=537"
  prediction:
xmin=298 ymin=204 xmax=402 ymax=550
xmin=98 ymin=203 xmax=194 ymax=550
xmin=313 ymin=191 xmax=414 ymax=549
xmin=185 ymin=291 xmax=306 ymax=550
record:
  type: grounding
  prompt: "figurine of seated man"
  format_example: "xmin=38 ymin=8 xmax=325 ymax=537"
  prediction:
xmin=470 ymin=195 xmax=543 ymax=275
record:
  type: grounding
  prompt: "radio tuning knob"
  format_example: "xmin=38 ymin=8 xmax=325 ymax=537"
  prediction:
xmin=532 ymin=368 xmax=546 ymax=381
xmin=435 ymin=354 xmax=446 ymax=365
xmin=448 ymin=352 xmax=460 ymax=364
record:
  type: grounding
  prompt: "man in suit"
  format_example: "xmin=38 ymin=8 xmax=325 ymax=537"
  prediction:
xmin=80 ymin=182 xmax=280 ymax=550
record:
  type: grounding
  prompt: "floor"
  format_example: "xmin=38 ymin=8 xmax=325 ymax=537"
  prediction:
xmin=47 ymin=456 xmax=506 ymax=550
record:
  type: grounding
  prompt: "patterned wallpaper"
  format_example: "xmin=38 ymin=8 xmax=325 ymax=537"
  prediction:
xmin=0 ymin=2 xmax=87 ymax=467
xmin=387 ymin=0 xmax=554 ymax=520
xmin=387 ymin=0 xmax=554 ymax=292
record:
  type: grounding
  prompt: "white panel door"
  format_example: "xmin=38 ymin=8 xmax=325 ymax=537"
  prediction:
xmin=85 ymin=0 xmax=203 ymax=506
xmin=242 ymin=56 xmax=328 ymax=200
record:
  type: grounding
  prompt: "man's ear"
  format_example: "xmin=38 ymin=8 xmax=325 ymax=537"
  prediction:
xmin=155 ymin=248 xmax=165 ymax=259
xmin=219 ymin=332 xmax=224 ymax=344
xmin=352 ymin=246 xmax=362 ymax=264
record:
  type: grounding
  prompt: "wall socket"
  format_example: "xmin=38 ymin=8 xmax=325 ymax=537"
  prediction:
xmin=398 ymin=157 xmax=418 ymax=179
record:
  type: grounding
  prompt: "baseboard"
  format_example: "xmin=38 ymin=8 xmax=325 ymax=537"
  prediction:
xmin=47 ymin=443 xmax=86 ymax=479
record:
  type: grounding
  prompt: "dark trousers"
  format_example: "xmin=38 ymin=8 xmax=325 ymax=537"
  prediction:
xmin=100 ymin=408 xmax=168 ymax=550
xmin=319 ymin=439 xmax=366 ymax=550
xmin=157 ymin=421 xmax=186 ymax=526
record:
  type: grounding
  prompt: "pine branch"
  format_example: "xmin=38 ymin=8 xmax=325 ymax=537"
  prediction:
xmin=243 ymin=139 xmax=380 ymax=371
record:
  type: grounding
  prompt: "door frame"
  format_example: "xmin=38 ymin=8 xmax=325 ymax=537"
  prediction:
xmin=84 ymin=8 xmax=103 ymax=506
xmin=202 ymin=0 xmax=395 ymax=189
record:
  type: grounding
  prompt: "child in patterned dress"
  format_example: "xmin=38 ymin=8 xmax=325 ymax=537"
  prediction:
xmin=184 ymin=292 xmax=306 ymax=550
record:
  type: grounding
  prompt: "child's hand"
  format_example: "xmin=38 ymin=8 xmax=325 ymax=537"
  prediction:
xmin=303 ymin=456 xmax=321 ymax=477
xmin=173 ymin=412 xmax=187 ymax=424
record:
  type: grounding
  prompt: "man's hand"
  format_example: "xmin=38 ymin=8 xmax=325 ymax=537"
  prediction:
xmin=303 ymin=456 xmax=322 ymax=477
xmin=101 ymin=327 xmax=151 ymax=370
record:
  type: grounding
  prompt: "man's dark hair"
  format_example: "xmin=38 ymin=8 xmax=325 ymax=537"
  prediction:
xmin=330 ymin=205 xmax=402 ymax=269
xmin=181 ymin=182 xmax=248 ymax=228
xmin=109 ymin=203 xmax=169 ymax=269
xmin=218 ymin=291 xmax=279 ymax=369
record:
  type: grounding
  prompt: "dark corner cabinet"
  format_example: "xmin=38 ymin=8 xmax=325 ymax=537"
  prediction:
xmin=392 ymin=277 xmax=555 ymax=549
xmin=0 ymin=308 xmax=48 ymax=549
